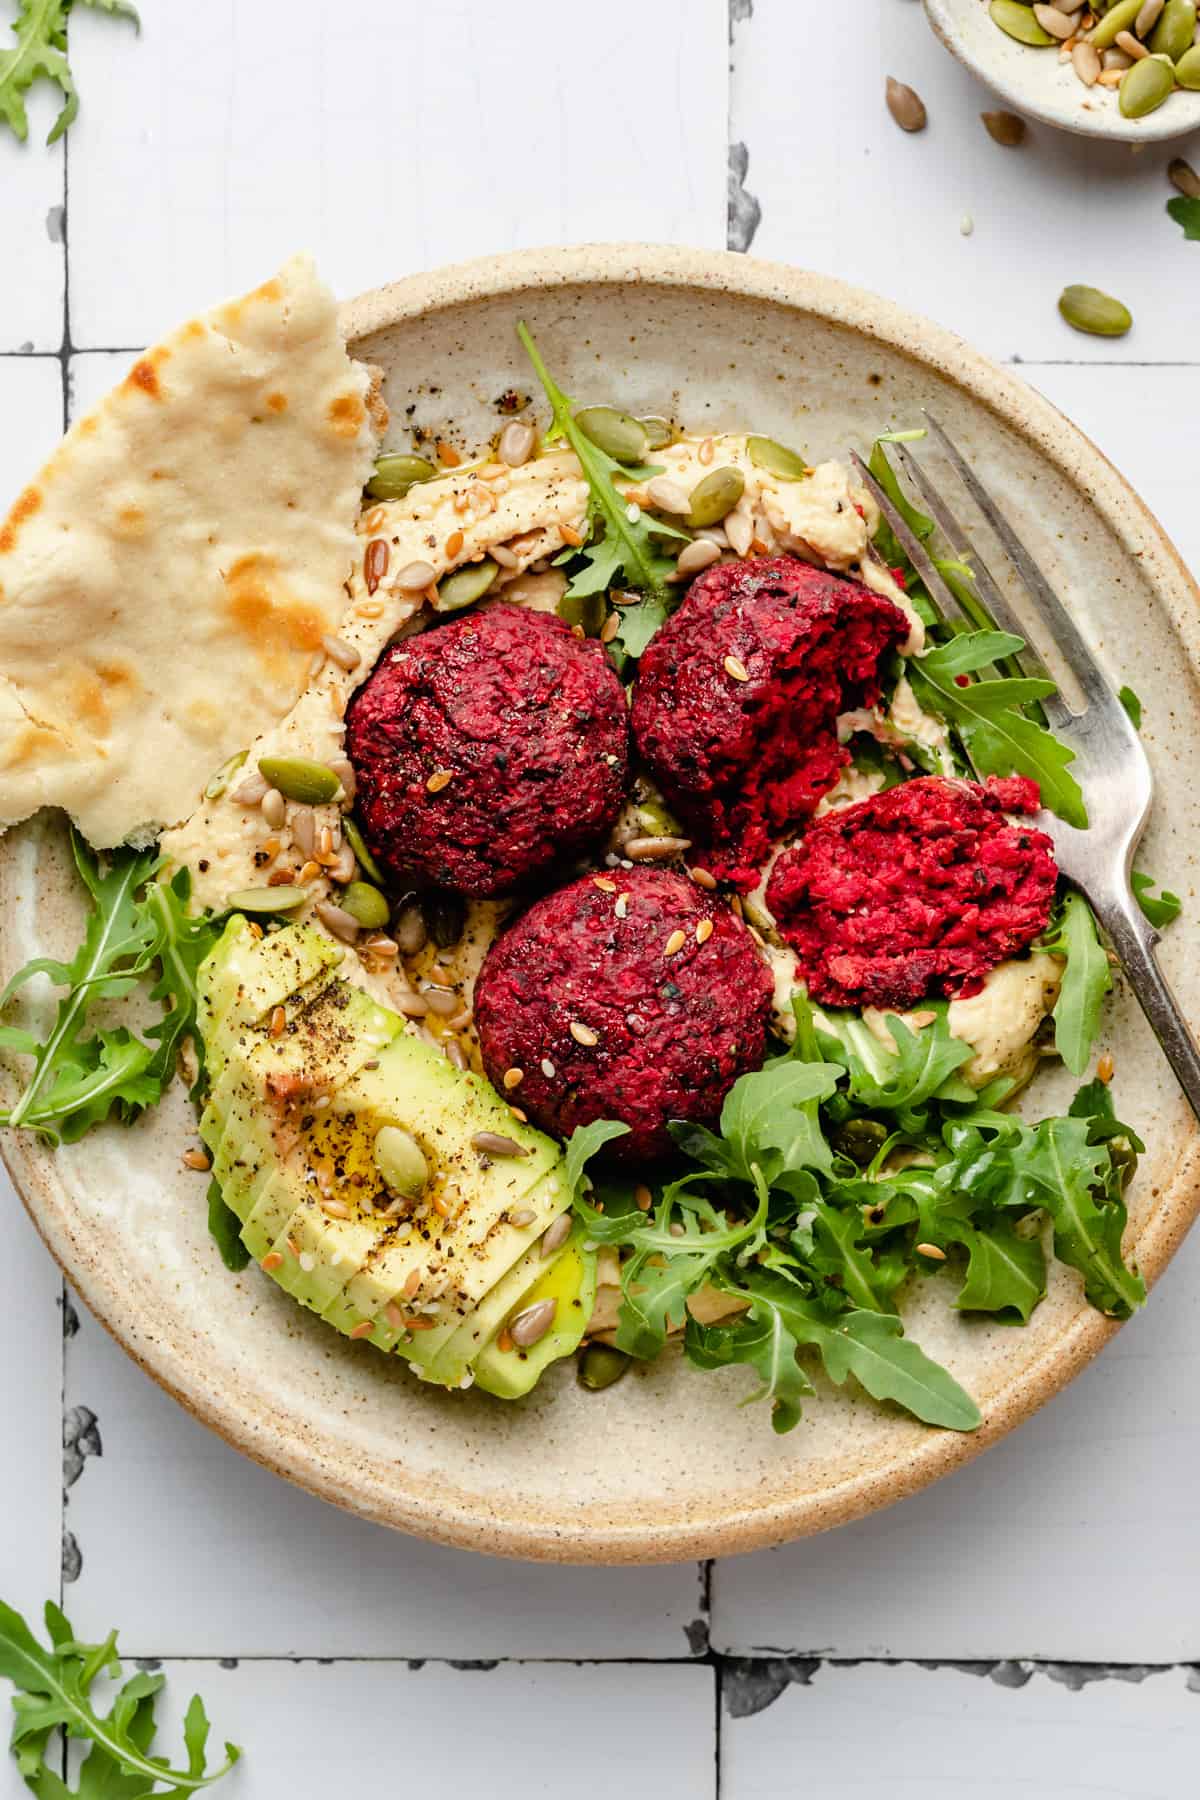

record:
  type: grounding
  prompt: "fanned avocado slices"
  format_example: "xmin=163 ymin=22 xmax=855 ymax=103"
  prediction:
xmin=197 ymin=917 xmax=595 ymax=1395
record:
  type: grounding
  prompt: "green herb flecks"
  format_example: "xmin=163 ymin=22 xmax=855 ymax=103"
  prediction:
xmin=0 ymin=833 xmax=219 ymax=1142
xmin=516 ymin=322 xmax=688 ymax=659
xmin=0 ymin=1597 xmax=241 ymax=1794
xmin=0 ymin=0 xmax=139 ymax=146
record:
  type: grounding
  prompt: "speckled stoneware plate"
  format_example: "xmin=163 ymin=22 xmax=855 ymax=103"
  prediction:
xmin=924 ymin=0 xmax=1200 ymax=141
xmin=4 ymin=244 xmax=1200 ymax=1563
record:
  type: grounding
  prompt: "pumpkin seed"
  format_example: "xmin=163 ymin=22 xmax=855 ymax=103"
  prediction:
xmin=636 ymin=798 xmax=682 ymax=837
xmin=639 ymin=416 xmax=673 ymax=449
xmin=258 ymin=755 xmax=342 ymax=804
xmin=227 ymin=885 xmax=307 ymax=914
xmin=1149 ymin=0 xmax=1196 ymax=58
xmin=885 ymin=75 xmax=927 ymax=130
xmin=373 ymin=1126 xmax=429 ymax=1198
xmin=1058 ymin=284 xmax=1133 ymax=336
xmin=425 ymin=890 xmax=466 ymax=949
xmin=342 ymin=816 xmax=383 ymax=884
xmin=558 ymin=589 xmax=606 ymax=635
xmin=575 ymin=406 xmax=650 ymax=465
xmin=991 ymin=0 xmax=1056 ymax=44
xmin=1168 ymin=154 xmax=1200 ymax=194
xmin=686 ymin=466 xmax=744 ymax=528
xmin=833 ymin=1118 xmax=890 ymax=1167
xmin=204 ymin=748 xmax=248 ymax=801
xmin=981 ymin=108 xmax=1028 ymax=143
xmin=1119 ymin=52 xmax=1175 ymax=113
xmin=578 ymin=1343 xmax=631 ymax=1391
xmin=365 ymin=453 xmax=436 ymax=501
xmin=1175 ymin=41 xmax=1200 ymax=81
xmin=1088 ymin=0 xmax=1142 ymax=43
xmin=437 ymin=558 xmax=499 ymax=610
xmin=340 ymin=881 xmax=391 ymax=929
xmin=747 ymin=434 xmax=809 ymax=480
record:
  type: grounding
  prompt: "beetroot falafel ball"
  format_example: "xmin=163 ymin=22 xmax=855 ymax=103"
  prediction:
xmin=345 ymin=602 xmax=630 ymax=897
xmin=474 ymin=868 xmax=774 ymax=1162
xmin=631 ymin=557 xmax=910 ymax=889
xmin=766 ymin=775 xmax=1057 ymax=1012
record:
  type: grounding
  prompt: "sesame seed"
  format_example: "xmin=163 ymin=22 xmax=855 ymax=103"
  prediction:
xmin=690 ymin=866 xmax=717 ymax=890
xmin=503 ymin=1066 xmax=524 ymax=1090
xmin=299 ymin=1252 xmax=315 ymax=1273
xmin=433 ymin=1194 xmax=453 ymax=1218
xmin=593 ymin=876 xmax=617 ymax=892
xmin=496 ymin=1329 xmax=514 ymax=1354
xmin=320 ymin=1198 xmax=351 ymax=1220
xmin=569 ymin=1021 xmax=599 ymax=1047
xmin=426 ymin=769 xmax=454 ymax=793
xmin=349 ymin=1320 xmax=374 ymax=1340
xmin=615 ymin=893 xmax=629 ymax=919
xmin=915 ymin=1242 xmax=947 ymax=1262
xmin=664 ymin=929 xmax=687 ymax=956
xmin=541 ymin=1058 xmax=556 ymax=1078
xmin=260 ymin=1252 xmax=283 ymax=1272
xmin=724 ymin=654 xmax=750 ymax=682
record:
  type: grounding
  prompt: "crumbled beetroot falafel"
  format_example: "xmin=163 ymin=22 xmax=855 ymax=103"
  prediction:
xmin=766 ymin=775 xmax=1057 ymax=1011
xmin=630 ymin=558 xmax=910 ymax=889
xmin=345 ymin=602 xmax=630 ymax=896
xmin=474 ymin=868 xmax=774 ymax=1162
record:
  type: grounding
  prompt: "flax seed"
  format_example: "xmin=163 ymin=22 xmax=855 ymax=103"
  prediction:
xmin=915 ymin=1242 xmax=947 ymax=1261
xmin=269 ymin=1005 xmax=286 ymax=1038
xmin=260 ymin=1252 xmax=284 ymax=1272
xmin=503 ymin=1066 xmax=525 ymax=1090
xmin=426 ymin=769 xmax=454 ymax=793
xmin=445 ymin=528 xmax=465 ymax=558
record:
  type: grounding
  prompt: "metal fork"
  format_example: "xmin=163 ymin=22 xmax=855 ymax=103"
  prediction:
xmin=851 ymin=412 xmax=1200 ymax=1122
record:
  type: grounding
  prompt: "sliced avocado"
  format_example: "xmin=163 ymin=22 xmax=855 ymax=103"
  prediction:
xmin=420 ymin=1231 xmax=577 ymax=1386
xmin=198 ymin=917 xmax=343 ymax=1078
xmin=473 ymin=1233 xmax=597 ymax=1398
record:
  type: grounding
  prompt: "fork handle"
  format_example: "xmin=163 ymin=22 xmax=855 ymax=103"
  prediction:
xmin=1090 ymin=891 xmax=1200 ymax=1124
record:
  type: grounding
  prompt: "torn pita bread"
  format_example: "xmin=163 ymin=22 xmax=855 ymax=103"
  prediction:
xmin=0 ymin=254 xmax=383 ymax=848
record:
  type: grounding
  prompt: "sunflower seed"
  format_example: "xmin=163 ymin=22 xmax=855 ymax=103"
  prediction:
xmin=498 ymin=421 xmax=536 ymax=467
xmin=885 ymin=76 xmax=927 ymax=131
xmin=541 ymin=1213 xmax=573 ymax=1257
xmin=314 ymin=900 xmax=361 ymax=942
xmin=509 ymin=1298 xmax=558 ymax=1347
xmin=471 ymin=1131 xmax=529 ymax=1158
xmin=981 ymin=108 xmax=1028 ymax=142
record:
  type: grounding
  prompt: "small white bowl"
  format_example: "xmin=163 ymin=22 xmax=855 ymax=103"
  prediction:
xmin=924 ymin=0 xmax=1200 ymax=141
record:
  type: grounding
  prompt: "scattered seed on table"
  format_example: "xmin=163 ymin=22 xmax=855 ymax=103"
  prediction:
xmin=885 ymin=76 xmax=927 ymax=131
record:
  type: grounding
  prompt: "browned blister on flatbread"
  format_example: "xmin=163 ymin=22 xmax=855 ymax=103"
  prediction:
xmin=0 ymin=255 xmax=381 ymax=848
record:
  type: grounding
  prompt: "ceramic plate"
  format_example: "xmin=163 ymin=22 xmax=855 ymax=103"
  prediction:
xmin=924 ymin=0 xmax=1200 ymax=142
xmin=4 ymin=245 xmax=1200 ymax=1563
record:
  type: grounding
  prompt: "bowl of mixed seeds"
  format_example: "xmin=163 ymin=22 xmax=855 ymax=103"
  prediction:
xmin=925 ymin=0 xmax=1200 ymax=138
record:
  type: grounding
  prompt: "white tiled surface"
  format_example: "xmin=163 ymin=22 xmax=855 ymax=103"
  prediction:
xmin=722 ymin=1663 xmax=1200 ymax=1800
xmin=4 ymin=0 xmax=1200 ymax=1793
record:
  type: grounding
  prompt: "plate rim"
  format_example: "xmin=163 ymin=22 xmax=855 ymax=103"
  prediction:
xmin=6 ymin=241 xmax=1200 ymax=1563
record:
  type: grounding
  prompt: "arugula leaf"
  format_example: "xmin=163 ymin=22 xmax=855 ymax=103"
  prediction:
xmin=0 ymin=1598 xmax=239 ymax=1795
xmin=908 ymin=630 xmax=1087 ymax=828
xmin=1118 ymin=684 xmax=1143 ymax=729
xmin=0 ymin=0 xmax=139 ymax=146
xmin=516 ymin=323 xmax=688 ymax=658
xmin=206 ymin=1180 xmax=250 ymax=1275
xmin=1043 ymin=891 xmax=1111 ymax=1076
xmin=954 ymin=1219 xmax=1046 ymax=1323
xmin=1131 ymin=870 xmax=1181 ymax=930
xmin=808 ymin=1200 xmax=894 ymax=1313
xmin=718 ymin=1058 xmax=841 ymax=1181
xmin=1167 ymin=196 xmax=1200 ymax=241
xmin=686 ymin=1306 xmax=814 ymax=1433
xmin=561 ymin=1118 xmax=630 ymax=1202
xmin=716 ymin=1269 xmax=981 ymax=1431
xmin=817 ymin=1005 xmax=972 ymax=1115
xmin=1001 ymin=1116 xmax=1144 ymax=1317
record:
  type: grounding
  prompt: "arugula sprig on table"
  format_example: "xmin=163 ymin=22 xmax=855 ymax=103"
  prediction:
xmin=0 ymin=0 xmax=139 ymax=146
xmin=0 ymin=1598 xmax=240 ymax=1796
xmin=516 ymin=323 xmax=689 ymax=658
xmin=569 ymin=993 xmax=1144 ymax=1435
xmin=0 ymin=832 xmax=219 ymax=1142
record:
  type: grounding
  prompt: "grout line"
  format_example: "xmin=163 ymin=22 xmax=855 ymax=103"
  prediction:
xmin=110 ymin=1653 xmax=1200 ymax=1672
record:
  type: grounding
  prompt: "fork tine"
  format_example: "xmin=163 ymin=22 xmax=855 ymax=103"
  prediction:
xmin=849 ymin=452 xmax=974 ymax=632
xmin=921 ymin=411 xmax=1118 ymax=715
xmin=890 ymin=440 xmax=1076 ymax=731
